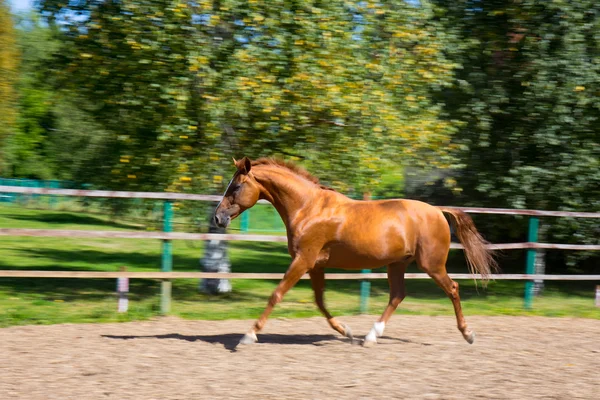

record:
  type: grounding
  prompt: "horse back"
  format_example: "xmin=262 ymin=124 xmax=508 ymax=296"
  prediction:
xmin=305 ymin=196 xmax=450 ymax=270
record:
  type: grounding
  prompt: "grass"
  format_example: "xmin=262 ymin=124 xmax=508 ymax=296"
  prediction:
xmin=0 ymin=202 xmax=598 ymax=328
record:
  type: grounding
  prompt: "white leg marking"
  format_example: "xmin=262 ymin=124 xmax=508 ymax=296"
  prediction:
xmin=364 ymin=321 xmax=385 ymax=346
xmin=238 ymin=331 xmax=258 ymax=345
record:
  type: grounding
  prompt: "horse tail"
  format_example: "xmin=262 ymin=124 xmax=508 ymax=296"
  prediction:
xmin=439 ymin=207 xmax=498 ymax=285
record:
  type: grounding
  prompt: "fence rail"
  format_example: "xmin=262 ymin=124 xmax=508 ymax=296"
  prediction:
xmin=0 ymin=270 xmax=598 ymax=281
xmin=1 ymin=185 xmax=599 ymax=312
xmin=3 ymin=186 xmax=600 ymax=218
xmin=1 ymin=228 xmax=599 ymax=251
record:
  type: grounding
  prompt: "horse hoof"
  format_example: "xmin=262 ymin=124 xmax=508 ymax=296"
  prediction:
xmin=464 ymin=331 xmax=475 ymax=344
xmin=238 ymin=332 xmax=258 ymax=345
xmin=342 ymin=324 xmax=354 ymax=341
xmin=362 ymin=338 xmax=377 ymax=348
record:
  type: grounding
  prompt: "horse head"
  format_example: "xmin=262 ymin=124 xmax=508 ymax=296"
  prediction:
xmin=213 ymin=156 xmax=261 ymax=228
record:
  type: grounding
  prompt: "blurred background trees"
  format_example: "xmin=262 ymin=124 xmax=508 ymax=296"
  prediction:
xmin=1 ymin=0 xmax=599 ymax=272
xmin=430 ymin=0 xmax=600 ymax=272
xmin=32 ymin=0 xmax=458 ymax=195
xmin=0 ymin=0 xmax=19 ymax=175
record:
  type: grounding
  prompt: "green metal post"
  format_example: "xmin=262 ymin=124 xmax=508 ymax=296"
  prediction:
xmin=161 ymin=201 xmax=173 ymax=314
xmin=524 ymin=217 xmax=539 ymax=309
xmin=241 ymin=209 xmax=250 ymax=232
xmin=360 ymin=269 xmax=371 ymax=314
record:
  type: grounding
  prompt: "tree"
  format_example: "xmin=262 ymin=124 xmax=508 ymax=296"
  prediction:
xmin=0 ymin=0 xmax=19 ymax=175
xmin=37 ymin=0 xmax=460 ymax=195
xmin=432 ymin=1 xmax=600 ymax=272
xmin=5 ymin=13 xmax=111 ymax=182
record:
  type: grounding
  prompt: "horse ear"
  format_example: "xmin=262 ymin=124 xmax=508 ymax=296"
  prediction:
xmin=232 ymin=157 xmax=237 ymax=165
xmin=236 ymin=156 xmax=252 ymax=175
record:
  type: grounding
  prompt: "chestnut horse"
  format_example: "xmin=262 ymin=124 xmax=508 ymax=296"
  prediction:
xmin=214 ymin=157 xmax=496 ymax=346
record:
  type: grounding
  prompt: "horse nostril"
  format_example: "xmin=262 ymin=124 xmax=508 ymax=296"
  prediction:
xmin=214 ymin=214 xmax=221 ymax=226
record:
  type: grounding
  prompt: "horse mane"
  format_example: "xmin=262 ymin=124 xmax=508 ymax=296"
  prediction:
xmin=251 ymin=158 xmax=335 ymax=191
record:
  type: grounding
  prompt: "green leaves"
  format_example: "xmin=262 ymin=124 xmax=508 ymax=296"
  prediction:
xmin=433 ymin=0 xmax=600 ymax=270
xmin=0 ymin=0 xmax=19 ymax=175
xmin=35 ymin=0 xmax=459 ymax=194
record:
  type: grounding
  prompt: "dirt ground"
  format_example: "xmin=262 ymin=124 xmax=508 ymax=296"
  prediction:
xmin=1 ymin=315 xmax=599 ymax=399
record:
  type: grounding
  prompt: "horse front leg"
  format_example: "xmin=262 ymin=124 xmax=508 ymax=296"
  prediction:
xmin=309 ymin=268 xmax=354 ymax=343
xmin=239 ymin=254 xmax=313 ymax=345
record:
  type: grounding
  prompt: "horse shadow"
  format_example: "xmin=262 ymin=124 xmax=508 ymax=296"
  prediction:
xmin=101 ymin=333 xmax=430 ymax=352
xmin=101 ymin=332 xmax=347 ymax=352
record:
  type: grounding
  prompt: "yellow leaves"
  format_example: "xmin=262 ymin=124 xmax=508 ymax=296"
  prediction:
xmin=393 ymin=31 xmax=409 ymax=39
xmin=260 ymin=77 xmax=275 ymax=83
xmin=80 ymin=53 xmax=93 ymax=59
xmin=127 ymin=175 xmax=137 ymax=179
xmin=177 ymin=163 xmax=189 ymax=173
xmin=574 ymin=86 xmax=585 ymax=91
xmin=213 ymin=175 xmax=223 ymax=184
xmin=179 ymin=176 xmax=192 ymax=182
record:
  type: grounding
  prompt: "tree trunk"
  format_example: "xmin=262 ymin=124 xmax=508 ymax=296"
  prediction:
xmin=199 ymin=209 xmax=231 ymax=294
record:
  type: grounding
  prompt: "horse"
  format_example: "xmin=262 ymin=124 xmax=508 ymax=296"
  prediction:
xmin=213 ymin=156 xmax=497 ymax=347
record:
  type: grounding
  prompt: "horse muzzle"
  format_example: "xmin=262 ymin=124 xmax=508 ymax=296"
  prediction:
xmin=214 ymin=212 xmax=231 ymax=228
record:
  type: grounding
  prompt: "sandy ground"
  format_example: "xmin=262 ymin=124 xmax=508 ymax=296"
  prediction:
xmin=1 ymin=315 xmax=599 ymax=399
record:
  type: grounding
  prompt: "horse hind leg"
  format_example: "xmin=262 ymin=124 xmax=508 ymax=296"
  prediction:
xmin=309 ymin=268 xmax=354 ymax=342
xmin=363 ymin=260 xmax=409 ymax=347
xmin=419 ymin=255 xmax=474 ymax=344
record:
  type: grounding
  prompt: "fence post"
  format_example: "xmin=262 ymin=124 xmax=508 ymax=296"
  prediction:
xmin=360 ymin=269 xmax=371 ymax=314
xmin=360 ymin=192 xmax=372 ymax=314
xmin=240 ymin=209 xmax=250 ymax=232
xmin=161 ymin=200 xmax=173 ymax=314
xmin=524 ymin=217 xmax=539 ymax=309
xmin=117 ymin=266 xmax=129 ymax=313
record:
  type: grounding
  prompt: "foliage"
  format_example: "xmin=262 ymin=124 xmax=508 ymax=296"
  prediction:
xmin=0 ymin=0 xmax=20 ymax=175
xmin=37 ymin=0 xmax=459 ymax=193
xmin=3 ymin=13 xmax=112 ymax=181
xmin=432 ymin=1 xmax=600 ymax=270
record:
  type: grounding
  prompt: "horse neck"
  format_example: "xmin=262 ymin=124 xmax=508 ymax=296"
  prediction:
xmin=253 ymin=166 xmax=319 ymax=229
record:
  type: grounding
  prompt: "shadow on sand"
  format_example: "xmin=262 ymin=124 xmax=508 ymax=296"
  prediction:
xmin=101 ymin=332 xmax=430 ymax=352
xmin=102 ymin=332 xmax=345 ymax=351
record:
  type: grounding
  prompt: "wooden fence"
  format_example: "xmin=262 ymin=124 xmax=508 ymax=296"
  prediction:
xmin=1 ymin=185 xmax=599 ymax=312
